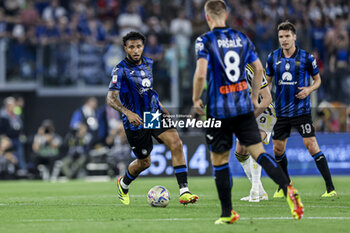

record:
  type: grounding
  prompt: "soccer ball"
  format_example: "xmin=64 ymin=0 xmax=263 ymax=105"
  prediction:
xmin=147 ymin=185 xmax=170 ymax=207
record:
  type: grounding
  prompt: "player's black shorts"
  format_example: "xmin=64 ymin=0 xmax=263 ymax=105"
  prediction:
xmin=125 ymin=127 xmax=170 ymax=159
xmin=272 ymin=114 xmax=315 ymax=140
xmin=205 ymin=112 xmax=261 ymax=153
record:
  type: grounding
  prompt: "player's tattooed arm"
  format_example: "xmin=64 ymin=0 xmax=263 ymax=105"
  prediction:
xmin=107 ymin=90 xmax=143 ymax=126
xmin=106 ymin=90 xmax=128 ymax=114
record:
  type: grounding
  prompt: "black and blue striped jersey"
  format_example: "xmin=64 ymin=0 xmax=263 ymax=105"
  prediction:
xmin=265 ymin=47 xmax=319 ymax=117
xmin=108 ymin=56 xmax=162 ymax=130
xmin=195 ymin=27 xmax=259 ymax=119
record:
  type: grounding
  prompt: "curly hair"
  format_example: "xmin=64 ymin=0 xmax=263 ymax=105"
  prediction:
xmin=122 ymin=31 xmax=146 ymax=46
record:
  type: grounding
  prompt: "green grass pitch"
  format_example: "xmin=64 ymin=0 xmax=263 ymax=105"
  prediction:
xmin=0 ymin=176 xmax=349 ymax=233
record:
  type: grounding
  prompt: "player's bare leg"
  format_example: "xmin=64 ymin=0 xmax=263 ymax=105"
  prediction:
xmin=158 ymin=129 xmax=198 ymax=204
xmin=117 ymin=156 xmax=151 ymax=205
xmin=127 ymin=156 xmax=151 ymax=177
xmin=303 ymin=136 xmax=336 ymax=197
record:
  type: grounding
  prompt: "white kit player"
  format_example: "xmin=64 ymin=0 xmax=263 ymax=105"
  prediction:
xmin=235 ymin=64 xmax=277 ymax=202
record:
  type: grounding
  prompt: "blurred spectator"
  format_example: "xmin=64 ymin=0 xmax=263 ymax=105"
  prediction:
xmin=144 ymin=33 xmax=170 ymax=100
xmin=144 ymin=34 xmax=163 ymax=62
xmin=97 ymin=104 xmax=122 ymax=145
xmin=0 ymin=135 xmax=17 ymax=178
xmin=70 ymin=97 xmax=99 ymax=146
xmin=20 ymin=0 xmax=40 ymax=28
xmin=315 ymin=101 xmax=348 ymax=132
xmin=13 ymin=95 xmax=25 ymax=119
xmin=0 ymin=97 xmax=26 ymax=175
xmin=324 ymin=15 xmax=349 ymax=72
xmin=61 ymin=123 xmax=91 ymax=179
xmin=36 ymin=19 xmax=61 ymax=45
xmin=0 ymin=0 xmax=21 ymax=32
xmin=310 ymin=17 xmax=327 ymax=62
xmin=32 ymin=119 xmax=62 ymax=181
xmin=57 ymin=16 xmax=73 ymax=42
xmin=170 ymin=9 xmax=192 ymax=70
xmin=83 ymin=18 xmax=107 ymax=45
xmin=105 ymin=124 xmax=130 ymax=177
xmin=103 ymin=39 xmax=124 ymax=75
xmin=117 ymin=1 xmax=143 ymax=36
xmin=42 ymin=0 xmax=67 ymax=22
xmin=255 ymin=13 xmax=274 ymax=65
xmin=144 ymin=16 xmax=170 ymax=45
xmin=191 ymin=11 xmax=207 ymax=42
xmin=96 ymin=0 xmax=119 ymax=20
xmin=0 ymin=9 xmax=7 ymax=38
xmin=7 ymin=24 xmax=36 ymax=81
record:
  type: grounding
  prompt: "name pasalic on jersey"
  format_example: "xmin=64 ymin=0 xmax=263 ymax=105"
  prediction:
xmin=217 ymin=38 xmax=242 ymax=48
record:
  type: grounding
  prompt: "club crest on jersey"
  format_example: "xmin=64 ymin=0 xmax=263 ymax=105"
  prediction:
xmin=140 ymin=70 xmax=146 ymax=77
xmin=285 ymin=63 xmax=290 ymax=71
xmin=142 ymin=78 xmax=151 ymax=88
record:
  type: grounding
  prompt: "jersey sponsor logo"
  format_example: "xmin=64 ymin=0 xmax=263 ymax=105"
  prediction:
xmin=112 ymin=75 xmax=118 ymax=83
xmin=142 ymin=78 xmax=151 ymax=88
xmin=217 ymin=38 xmax=242 ymax=48
xmin=219 ymin=80 xmax=248 ymax=95
xmin=279 ymin=72 xmax=297 ymax=85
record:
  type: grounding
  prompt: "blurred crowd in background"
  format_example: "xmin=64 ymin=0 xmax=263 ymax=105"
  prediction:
xmin=0 ymin=0 xmax=349 ymax=101
xmin=0 ymin=0 xmax=350 ymax=179
xmin=0 ymin=95 xmax=131 ymax=180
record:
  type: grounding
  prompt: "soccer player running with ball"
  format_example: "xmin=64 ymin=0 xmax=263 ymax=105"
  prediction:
xmin=265 ymin=21 xmax=337 ymax=198
xmin=192 ymin=0 xmax=304 ymax=224
xmin=107 ymin=31 xmax=198 ymax=206
xmin=235 ymin=65 xmax=276 ymax=202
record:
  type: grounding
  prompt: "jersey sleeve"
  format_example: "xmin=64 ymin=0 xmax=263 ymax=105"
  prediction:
xmin=307 ymin=53 xmax=319 ymax=77
xmin=261 ymin=71 xmax=268 ymax=88
xmin=265 ymin=52 xmax=274 ymax=77
xmin=245 ymin=36 xmax=259 ymax=64
xmin=108 ymin=66 xmax=124 ymax=91
xmin=195 ymin=36 xmax=209 ymax=60
xmin=246 ymin=65 xmax=268 ymax=89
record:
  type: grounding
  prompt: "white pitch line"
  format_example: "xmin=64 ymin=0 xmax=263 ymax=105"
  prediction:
xmin=2 ymin=203 xmax=349 ymax=209
xmin=3 ymin=203 xmax=125 ymax=206
xmin=19 ymin=216 xmax=350 ymax=223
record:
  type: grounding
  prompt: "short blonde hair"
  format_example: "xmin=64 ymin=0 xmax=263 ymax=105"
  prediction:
xmin=205 ymin=0 xmax=227 ymax=18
